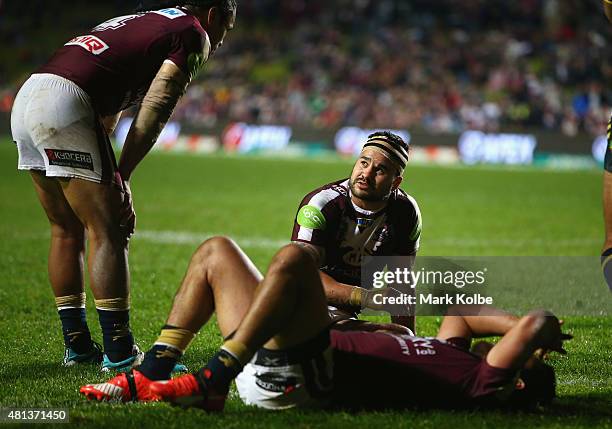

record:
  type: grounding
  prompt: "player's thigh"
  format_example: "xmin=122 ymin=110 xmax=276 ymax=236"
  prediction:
xmin=60 ymin=178 xmax=124 ymax=238
xmin=207 ymin=237 xmax=264 ymax=337
xmin=30 ymin=171 xmax=83 ymax=234
xmin=265 ymin=245 xmax=331 ymax=350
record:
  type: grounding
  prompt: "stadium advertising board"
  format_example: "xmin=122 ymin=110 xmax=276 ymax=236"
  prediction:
xmin=114 ymin=117 xmax=219 ymax=153
xmin=334 ymin=126 xmax=411 ymax=156
xmin=458 ymin=131 xmax=537 ymax=165
xmin=222 ymin=122 xmax=292 ymax=153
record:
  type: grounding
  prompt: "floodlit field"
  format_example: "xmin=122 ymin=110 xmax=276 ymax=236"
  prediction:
xmin=0 ymin=140 xmax=610 ymax=428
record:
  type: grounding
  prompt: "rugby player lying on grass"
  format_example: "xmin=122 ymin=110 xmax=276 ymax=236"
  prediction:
xmin=81 ymin=237 xmax=570 ymax=410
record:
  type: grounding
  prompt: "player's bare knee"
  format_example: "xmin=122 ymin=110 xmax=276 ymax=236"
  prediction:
xmin=195 ymin=236 xmax=236 ymax=261
xmin=268 ymin=244 xmax=313 ymax=277
xmin=191 ymin=236 xmax=237 ymax=273
xmin=86 ymin=223 xmax=127 ymax=249
xmin=49 ymin=220 xmax=85 ymax=243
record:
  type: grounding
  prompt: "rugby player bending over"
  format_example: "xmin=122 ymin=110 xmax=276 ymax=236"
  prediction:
xmin=81 ymin=238 xmax=570 ymax=410
xmin=10 ymin=0 xmax=236 ymax=370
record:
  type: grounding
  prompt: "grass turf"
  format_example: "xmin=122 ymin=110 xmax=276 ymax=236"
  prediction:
xmin=0 ymin=140 xmax=610 ymax=428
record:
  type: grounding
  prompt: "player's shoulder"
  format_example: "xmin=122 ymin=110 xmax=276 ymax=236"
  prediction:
xmin=146 ymin=7 xmax=206 ymax=38
xmin=391 ymin=188 xmax=421 ymax=216
xmin=300 ymin=178 xmax=349 ymax=210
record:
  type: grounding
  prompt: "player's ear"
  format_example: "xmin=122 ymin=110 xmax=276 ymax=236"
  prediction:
xmin=207 ymin=6 xmax=219 ymax=26
xmin=515 ymin=378 xmax=526 ymax=390
xmin=392 ymin=174 xmax=403 ymax=190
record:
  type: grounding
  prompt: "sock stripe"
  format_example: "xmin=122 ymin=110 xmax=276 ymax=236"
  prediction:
xmin=95 ymin=296 xmax=130 ymax=311
xmin=55 ymin=293 xmax=86 ymax=309
xmin=155 ymin=328 xmax=195 ymax=353
xmin=221 ymin=340 xmax=251 ymax=366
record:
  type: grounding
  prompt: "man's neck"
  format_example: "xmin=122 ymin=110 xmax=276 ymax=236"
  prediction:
xmin=350 ymin=195 xmax=387 ymax=213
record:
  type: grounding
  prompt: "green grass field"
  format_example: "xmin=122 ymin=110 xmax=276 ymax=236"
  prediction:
xmin=0 ymin=140 xmax=610 ymax=428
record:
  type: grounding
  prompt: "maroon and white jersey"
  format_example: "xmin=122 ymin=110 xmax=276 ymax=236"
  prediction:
xmin=291 ymin=178 xmax=421 ymax=286
xmin=37 ymin=7 xmax=208 ymax=116
xmin=330 ymin=330 xmax=516 ymax=408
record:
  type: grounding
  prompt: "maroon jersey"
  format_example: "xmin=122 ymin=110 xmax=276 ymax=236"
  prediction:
xmin=291 ymin=179 xmax=421 ymax=286
xmin=37 ymin=7 xmax=207 ymax=116
xmin=330 ymin=330 xmax=516 ymax=409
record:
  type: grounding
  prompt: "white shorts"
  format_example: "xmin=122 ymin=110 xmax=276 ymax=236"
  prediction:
xmin=235 ymin=330 xmax=334 ymax=410
xmin=10 ymin=73 xmax=117 ymax=184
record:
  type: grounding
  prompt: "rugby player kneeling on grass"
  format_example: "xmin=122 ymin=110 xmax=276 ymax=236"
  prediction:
xmin=291 ymin=131 xmax=422 ymax=332
xmin=81 ymin=237 xmax=571 ymax=410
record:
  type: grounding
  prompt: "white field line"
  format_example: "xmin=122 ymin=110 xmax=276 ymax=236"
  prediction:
xmin=135 ymin=229 xmax=600 ymax=249
xmin=135 ymin=230 xmax=289 ymax=249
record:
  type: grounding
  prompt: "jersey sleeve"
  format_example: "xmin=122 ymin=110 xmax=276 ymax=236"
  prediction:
xmin=167 ymin=20 xmax=208 ymax=81
xmin=398 ymin=194 xmax=422 ymax=255
xmin=291 ymin=195 xmax=330 ymax=247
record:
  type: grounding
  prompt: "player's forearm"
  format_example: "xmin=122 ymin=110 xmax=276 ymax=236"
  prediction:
xmin=319 ymin=271 xmax=361 ymax=309
xmin=118 ymin=62 xmax=187 ymax=180
xmin=118 ymin=105 xmax=168 ymax=179
xmin=447 ymin=305 xmax=519 ymax=337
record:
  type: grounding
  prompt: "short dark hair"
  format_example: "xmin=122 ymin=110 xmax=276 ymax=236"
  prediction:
xmin=507 ymin=362 xmax=556 ymax=409
xmin=136 ymin=0 xmax=236 ymax=17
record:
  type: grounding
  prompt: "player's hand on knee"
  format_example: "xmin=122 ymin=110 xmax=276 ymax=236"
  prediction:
xmin=115 ymin=172 xmax=136 ymax=242
xmin=120 ymin=180 xmax=136 ymax=241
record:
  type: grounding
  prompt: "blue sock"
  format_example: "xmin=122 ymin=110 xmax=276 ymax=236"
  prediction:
xmin=197 ymin=350 xmax=243 ymax=394
xmin=58 ymin=308 xmax=92 ymax=354
xmin=97 ymin=309 xmax=134 ymax=362
xmin=138 ymin=344 xmax=180 ymax=381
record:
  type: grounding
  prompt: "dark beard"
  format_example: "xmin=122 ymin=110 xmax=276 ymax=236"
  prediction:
xmin=350 ymin=179 xmax=391 ymax=202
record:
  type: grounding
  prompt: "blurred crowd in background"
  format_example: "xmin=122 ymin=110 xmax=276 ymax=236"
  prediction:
xmin=1 ymin=0 xmax=611 ymax=136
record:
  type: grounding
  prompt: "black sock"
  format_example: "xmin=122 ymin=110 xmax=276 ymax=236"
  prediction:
xmin=97 ymin=309 xmax=134 ymax=362
xmin=138 ymin=345 xmax=181 ymax=381
xmin=197 ymin=349 xmax=243 ymax=394
xmin=58 ymin=308 xmax=92 ymax=354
